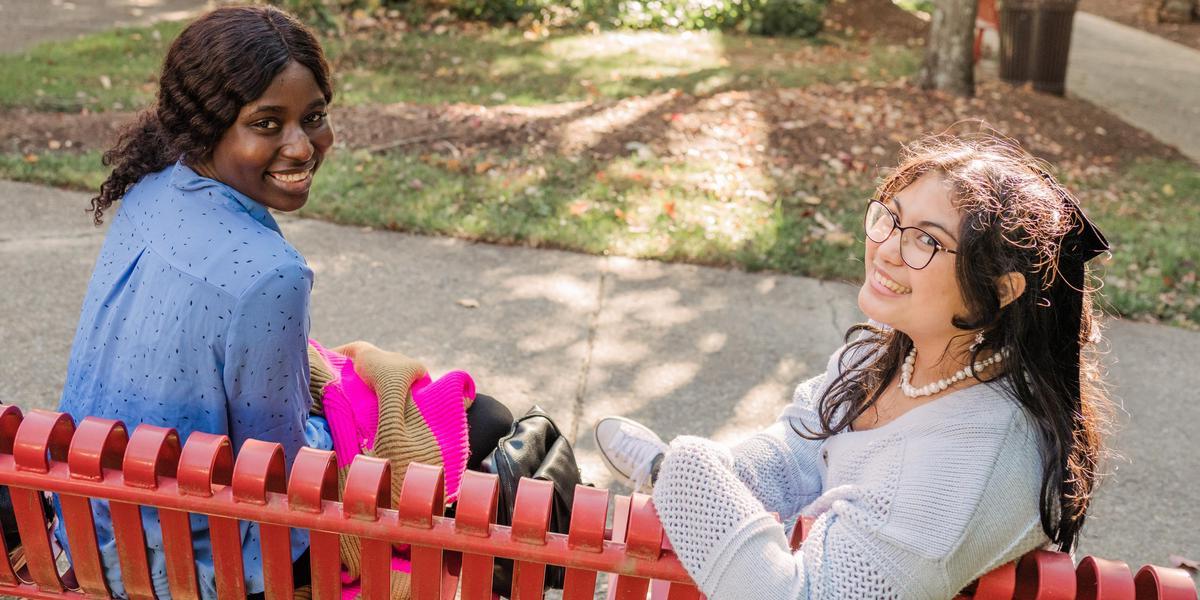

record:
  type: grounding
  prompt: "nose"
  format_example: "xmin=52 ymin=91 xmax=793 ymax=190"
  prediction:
xmin=876 ymin=226 xmax=905 ymax=266
xmin=280 ymin=124 xmax=315 ymax=163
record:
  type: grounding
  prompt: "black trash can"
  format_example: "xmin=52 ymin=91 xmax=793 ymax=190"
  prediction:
xmin=998 ymin=0 xmax=1079 ymax=95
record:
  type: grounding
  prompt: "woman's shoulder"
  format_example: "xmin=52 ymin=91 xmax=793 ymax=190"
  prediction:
xmin=121 ymin=163 xmax=310 ymax=299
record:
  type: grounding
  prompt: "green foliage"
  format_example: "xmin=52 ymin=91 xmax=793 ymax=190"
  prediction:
xmin=594 ymin=0 xmax=827 ymax=36
xmin=452 ymin=0 xmax=552 ymax=24
xmin=743 ymin=0 xmax=826 ymax=37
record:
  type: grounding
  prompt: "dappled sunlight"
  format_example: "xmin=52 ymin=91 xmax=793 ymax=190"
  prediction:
xmin=562 ymin=93 xmax=678 ymax=154
xmin=707 ymin=357 xmax=813 ymax=444
xmin=601 ymin=286 xmax=708 ymax=327
xmin=501 ymin=273 xmax=597 ymax=306
xmin=545 ymin=30 xmax=727 ymax=70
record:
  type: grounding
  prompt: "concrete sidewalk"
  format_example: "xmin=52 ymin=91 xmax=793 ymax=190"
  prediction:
xmin=1 ymin=180 xmax=1197 ymax=573
xmin=0 ymin=0 xmax=205 ymax=54
xmin=1069 ymin=11 xmax=1200 ymax=163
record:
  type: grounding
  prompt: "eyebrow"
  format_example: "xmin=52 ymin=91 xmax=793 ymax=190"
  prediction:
xmin=247 ymin=98 xmax=327 ymax=115
xmin=890 ymin=197 xmax=959 ymax=243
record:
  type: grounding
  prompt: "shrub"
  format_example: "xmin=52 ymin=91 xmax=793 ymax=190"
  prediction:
xmin=599 ymin=0 xmax=826 ymax=36
xmin=743 ymin=0 xmax=826 ymax=37
xmin=451 ymin=0 xmax=553 ymax=23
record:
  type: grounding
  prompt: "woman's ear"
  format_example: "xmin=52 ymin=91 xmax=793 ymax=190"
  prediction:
xmin=997 ymin=272 xmax=1027 ymax=308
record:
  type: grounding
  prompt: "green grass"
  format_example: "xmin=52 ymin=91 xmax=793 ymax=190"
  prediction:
xmin=3 ymin=148 xmax=1196 ymax=327
xmin=0 ymin=151 xmax=106 ymax=190
xmin=0 ymin=22 xmax=917 ymax=111
xmin=0 ymin=22 xmax=184 ymax=111
xmin=1070 ymin=160 xmax=1200 ymax=328
xmin=331 ymin=29 xmax=919 ymax=106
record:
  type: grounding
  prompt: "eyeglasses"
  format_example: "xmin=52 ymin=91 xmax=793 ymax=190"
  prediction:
xmin=863 ymin=200 xmax=958 ymax=270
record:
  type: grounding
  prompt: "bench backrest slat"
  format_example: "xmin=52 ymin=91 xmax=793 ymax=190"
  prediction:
xmin=0 ymin=406 xmax=1194 ymax=600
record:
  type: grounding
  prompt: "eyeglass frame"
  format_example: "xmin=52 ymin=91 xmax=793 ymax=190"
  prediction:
xmin=863 ymin=199 xmax=959 ymax=270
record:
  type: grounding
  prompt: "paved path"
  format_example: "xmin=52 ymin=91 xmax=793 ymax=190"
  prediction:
xmin=0 ymin=0 xmax=206 ymax=54
xmin=2 ymin=180 xmax=1197 ymax=574
xmin=1070 ymin=11 xmax=1200 ymax=162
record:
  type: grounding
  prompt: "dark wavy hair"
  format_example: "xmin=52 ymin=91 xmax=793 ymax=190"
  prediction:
xmin=88 ymin=6 xmax=333 ymax=224
xmin=798 ymin=134 xmax=1112 ymax=554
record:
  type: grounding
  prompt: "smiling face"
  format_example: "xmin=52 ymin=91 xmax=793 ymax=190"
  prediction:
xmin=195 ymin=60 xmax=333 ymax=212
xmin=858 ymin=172 xmax=969 ymax=345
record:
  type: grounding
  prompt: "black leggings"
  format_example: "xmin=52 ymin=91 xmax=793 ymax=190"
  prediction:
xmin=247 ymin=394 xmax=514 ymax=598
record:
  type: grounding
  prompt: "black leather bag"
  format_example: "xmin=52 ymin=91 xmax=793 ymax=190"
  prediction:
xmin=479 ymin=405 xmax=584 ymax=597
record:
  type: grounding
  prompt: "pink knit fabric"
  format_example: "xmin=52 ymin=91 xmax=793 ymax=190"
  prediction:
xmin=309 ymin=340 xmax=378 ymax=469
xmin=309 ymin=340 xmax=479 ymax=599
xmin=410 ymin=371 xmax=474 ymax=504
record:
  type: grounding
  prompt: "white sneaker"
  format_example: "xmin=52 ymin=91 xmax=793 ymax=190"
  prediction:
xmin=593 ymin=416 xmax=668 ymax=493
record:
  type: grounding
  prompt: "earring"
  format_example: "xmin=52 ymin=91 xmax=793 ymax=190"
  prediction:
xmin=970 ymin=331 xmax=985 ymax=352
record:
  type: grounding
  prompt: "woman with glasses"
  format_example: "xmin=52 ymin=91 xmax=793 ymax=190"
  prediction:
xmin=592 ymin=134 xmax=1112 ymax=599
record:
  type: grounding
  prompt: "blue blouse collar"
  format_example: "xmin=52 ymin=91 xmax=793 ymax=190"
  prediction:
xmin=169 ymin=161 xmax=282 ymax=234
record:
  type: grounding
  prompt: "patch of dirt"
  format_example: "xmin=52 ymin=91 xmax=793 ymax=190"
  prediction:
xmin=1079 ymin=0 xmax=1200 ymax=51
xmin=0 ymin=109 xmax=134 ymax=156
xmin=5 ymin=76 xmax=1183 ymax=180
xmin=825 ymin=0 xmax=929 ymax=45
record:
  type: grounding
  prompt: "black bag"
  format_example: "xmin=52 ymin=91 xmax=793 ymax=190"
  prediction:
xmin=479 ymin=405 xmax=584 ymax=597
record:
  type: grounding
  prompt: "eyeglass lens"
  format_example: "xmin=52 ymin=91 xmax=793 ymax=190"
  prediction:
xmin=863 ymin=201 xmax=937 ymax=269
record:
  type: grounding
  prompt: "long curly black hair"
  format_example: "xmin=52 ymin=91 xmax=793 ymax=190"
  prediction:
xmin=88 ymin=6 xmax=333 ymax=224
xmin=798 ymin=134 xmax=1113 ymax=554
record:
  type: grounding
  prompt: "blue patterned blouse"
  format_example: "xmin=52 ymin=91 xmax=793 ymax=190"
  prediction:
xmin=55 ymin=162 xmax=317 ymax=599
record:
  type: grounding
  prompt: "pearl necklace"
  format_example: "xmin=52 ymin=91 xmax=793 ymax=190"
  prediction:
xmin=900 ymin=346 xmax=1009 ymax=398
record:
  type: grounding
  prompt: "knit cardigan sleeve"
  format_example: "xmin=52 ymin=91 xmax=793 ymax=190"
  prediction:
xmin=652 ymin=389 xmax=1048 ymax=600
xmin=729 ymin=343 xmax=859 ymax=519
xmin=729 ymin=373 xmax=827 ymax=519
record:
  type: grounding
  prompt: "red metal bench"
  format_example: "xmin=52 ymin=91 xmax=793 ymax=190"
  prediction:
xmin=0 ymin=405 xmax=1194 ymax=600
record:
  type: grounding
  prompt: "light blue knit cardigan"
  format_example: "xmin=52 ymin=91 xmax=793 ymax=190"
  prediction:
xmin=652 ymin=344 xmax=1050 ymax=599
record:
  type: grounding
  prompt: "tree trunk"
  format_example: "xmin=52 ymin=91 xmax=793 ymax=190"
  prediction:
xmin=918 ymin=0 xmax=979 ymax=96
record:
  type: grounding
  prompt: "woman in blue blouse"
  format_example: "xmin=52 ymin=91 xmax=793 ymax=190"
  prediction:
xmin=57 ymin=6 xmax=334 ymax=598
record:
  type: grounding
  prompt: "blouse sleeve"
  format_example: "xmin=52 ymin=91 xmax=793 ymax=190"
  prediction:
xmin=222 ymin=261 xmax=314 ymax=466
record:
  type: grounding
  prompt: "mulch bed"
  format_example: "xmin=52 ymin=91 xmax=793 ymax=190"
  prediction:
xmin=1079 ymin=0 xmax=1200 ymax=51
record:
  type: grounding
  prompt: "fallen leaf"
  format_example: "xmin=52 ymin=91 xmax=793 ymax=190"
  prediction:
xmin=99 ymin=75 xmax=112 ymax=90
xmin=568 ymin=201 xmax=590 ymax=216
xmin=662 ymin=201 xmax=676 ymax=219
xmin=474 ymin=160 xmax=494 ymax=174
xmin=23 ymin=154 xmax=38 ymax=164
xmin=456 ymin=298 xmax=480 ymax=309
xmin=803 ymin=195 xmax=822 ymax=206
xmin=1169 ymin=554 xmax=1198 ymax=573
xmin=1162 ymin=184 xmax=1175 ymax=197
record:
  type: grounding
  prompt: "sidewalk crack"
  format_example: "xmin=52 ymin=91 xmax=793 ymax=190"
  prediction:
xmin=569 ymin=261 xmax=608 ymax=442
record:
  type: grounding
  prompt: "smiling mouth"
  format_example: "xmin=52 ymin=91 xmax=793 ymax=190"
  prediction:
xmin=268 ymin=168 xmax=313 ymax=184
xmin=874 ymin=269 xmax=912 ymax=294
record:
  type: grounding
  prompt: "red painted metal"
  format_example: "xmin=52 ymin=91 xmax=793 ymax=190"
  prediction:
xmin=510 ymin=477 xmax=553 ymax=600
xmin=233 ymin=440 xmax=293 ymax=600
xmin=1076 ymin=556 xmax=1135 ymax=600
xmin=398 ymin=462 xmax=451 ymax=600
xmin=11 ymin=410 xmax=74 ymax=594
xmin=455 ymin=470 xmax=498 ymax=600
xmin=974 ymin=561 xmax=1019 ymax=599
xmin=562 ymin=485 xmax=607 ymax=600
xmin=287 ymin=447 xmax=342 ymax=600
xmin=1134 ymin=565 xmax=1199 ymax=600
xmin=62 ymin=417 xmax=127 ymax=598
xmin=342 ymin=455 xmax=391 ymax=600
xmin=0 ymin=406 xmax=1193 ymax=600
xmin=1015 ymin=550 xmax=1078 ymax=600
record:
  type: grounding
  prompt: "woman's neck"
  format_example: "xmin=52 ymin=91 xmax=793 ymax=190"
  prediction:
xmin=907 ymin=333 xmax=991 ymax=386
